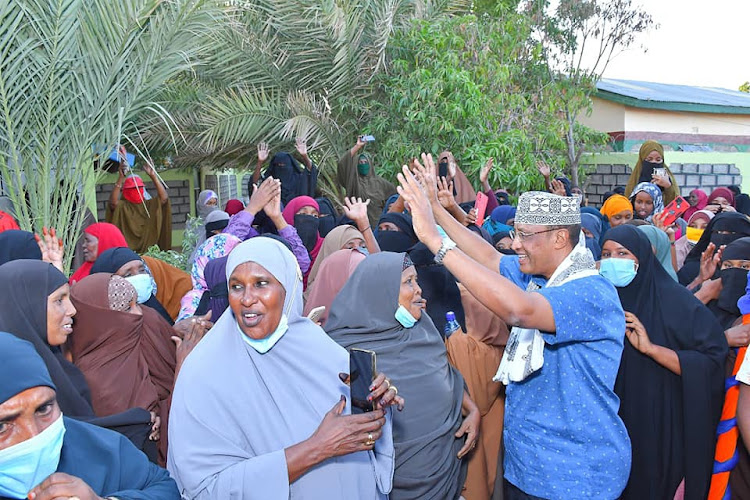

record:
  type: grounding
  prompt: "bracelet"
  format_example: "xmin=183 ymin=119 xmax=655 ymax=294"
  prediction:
xmin=361 ymin=225 xmax=372 ymax=233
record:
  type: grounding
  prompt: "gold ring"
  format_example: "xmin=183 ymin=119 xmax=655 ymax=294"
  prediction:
xmin=385 ymin=378 xmax=391 ymax=389
xmin=365 ymin=440 xmax=375 ymax=446
xmin=389 ymin=385 xmax=398 ymax=396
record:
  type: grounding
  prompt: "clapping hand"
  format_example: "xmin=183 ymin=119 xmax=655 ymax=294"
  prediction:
xmin=436 ymin=176 xmax=456 ymax=209
xmin=35 ymin=227 xmax=64 ymax=273
xmin=246 ymin=177 xmax=280 ymax=215
xmin=397 ymin=154 xmax=444 ymax=252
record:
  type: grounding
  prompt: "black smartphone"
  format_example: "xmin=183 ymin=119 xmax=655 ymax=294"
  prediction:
xmin=349 ymin=348 xmax=377 ymax=414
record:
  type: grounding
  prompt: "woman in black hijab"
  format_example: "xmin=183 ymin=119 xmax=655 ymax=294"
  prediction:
xmin=91 ymin=247 xmax=173 ymax=324
xmin=601 ymin=225 xmax=728 ymax=500
xmin=0 ymin=229 xmax=41 ymax=265
xmin=678 ymin=212 xmax=750 ymax=287
xmin=0 ymin=260 xmax=155 ymax=456
xmin=376 ymin=213 xmax=418 ymax=252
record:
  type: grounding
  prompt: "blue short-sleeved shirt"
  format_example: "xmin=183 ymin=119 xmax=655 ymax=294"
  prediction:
xmin=499 ymin=256 xmax=631 ymax=500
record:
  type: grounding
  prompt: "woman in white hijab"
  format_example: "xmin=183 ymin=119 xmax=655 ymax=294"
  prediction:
xmin=168 ymin=237 xmax=402 ymax=499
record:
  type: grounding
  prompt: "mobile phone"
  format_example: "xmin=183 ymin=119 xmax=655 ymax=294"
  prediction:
xmin=109 ymin=150 xmax=135 ymax=167
xmin=306 ymin=306 xmax=326 ymax=324
xmin=653 ymin=167 xmax=666 ymax=178
xmin=349 ymin=348 xmax=377 ymax=414
xmin=474 ymin=191 xmax=488 ymax=226
xmin=360 ymin=135 xmax=375 ymax=143
xmin=659 ymin=196 xmax=690 ymax=227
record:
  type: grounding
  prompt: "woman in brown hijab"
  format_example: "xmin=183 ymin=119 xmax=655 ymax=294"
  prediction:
xmin=69 ymin=273 xmax=176 ymax=465
xmin=624 ymin=140 xmax=680 ymax=205
xmin=446 ymin=283 xmax=509 ymax=500
xmin=141 ymin=255 xmax=192 ymax=321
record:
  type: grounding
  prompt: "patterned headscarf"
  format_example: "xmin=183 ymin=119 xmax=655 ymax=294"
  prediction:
xmin=107 ymin=275 xmax=136 ymax=312
xmin=630 ymin=182 xmax=664 ymax=222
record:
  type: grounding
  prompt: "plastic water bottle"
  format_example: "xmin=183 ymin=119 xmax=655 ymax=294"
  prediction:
xmin=444 ymin=311 xmax=461 ymax=338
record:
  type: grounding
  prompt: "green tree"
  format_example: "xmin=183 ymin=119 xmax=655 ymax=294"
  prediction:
xmin=527 ymin=0 xmax=655 ymax=185
xmin=740 ymin=82 xmax=750 ymax=93
xmin=367 ymin=12 xmax=603 ymax=194
xmin=148 ymin=0 xmax=472 ymax=200
xmin=0 ymin=0 xmax=219 ymax=270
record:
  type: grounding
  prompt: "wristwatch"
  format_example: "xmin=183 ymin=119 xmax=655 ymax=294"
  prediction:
xmin=433 ymin=237 xmax=457 ymax=264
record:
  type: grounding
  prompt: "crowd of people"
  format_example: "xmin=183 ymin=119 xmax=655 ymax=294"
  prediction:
xmin=1 ymin=136 xmax=750 ymax=500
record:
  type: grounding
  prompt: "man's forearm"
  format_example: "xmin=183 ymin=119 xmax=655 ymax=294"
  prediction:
xmin=433 ymin=202 xmax=501 ymax=272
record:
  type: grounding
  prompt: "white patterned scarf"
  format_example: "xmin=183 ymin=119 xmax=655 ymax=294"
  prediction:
xmin=493 ymin=233 xmax=598 ymax=385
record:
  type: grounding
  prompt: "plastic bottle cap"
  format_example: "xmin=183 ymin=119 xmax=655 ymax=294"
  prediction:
xmin=446 ymin=311 xmax=455 ymax=321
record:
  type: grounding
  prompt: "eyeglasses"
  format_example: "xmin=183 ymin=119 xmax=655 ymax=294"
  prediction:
xmin=509 ymin=227 xmax=560 ymax=242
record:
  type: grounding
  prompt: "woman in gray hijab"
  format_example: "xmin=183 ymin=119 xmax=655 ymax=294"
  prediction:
xmin=168 ymin=237 xmax=402 ymax=499
xmin=326 ymin=252 xmax=480 ymax=500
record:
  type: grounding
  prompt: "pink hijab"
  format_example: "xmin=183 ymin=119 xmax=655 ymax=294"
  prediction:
xmin=303 ymin=249 xmax=366 ymax=327
xmin=282 ymin=196 xmax=324 ymax=283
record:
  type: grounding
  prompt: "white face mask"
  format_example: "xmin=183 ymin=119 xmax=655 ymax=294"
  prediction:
xmin=237 ymin=314 xmax=289 ymax=354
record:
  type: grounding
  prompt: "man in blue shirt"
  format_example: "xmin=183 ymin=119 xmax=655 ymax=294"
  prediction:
xmin=396 ymin=154 xmax=631 ymax=500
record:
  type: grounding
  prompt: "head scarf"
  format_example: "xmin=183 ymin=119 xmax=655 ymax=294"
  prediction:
xmin=683 ymin=189 xmax=709 ymax=221
xmin=630 ymin=182 xmax=664 ymax=222
xmin=91 ymin=247 xmax=172 ymax=324
xmin=69 ymin=223 xmax=128 ymax=284
xmin=107 ymin=275 xmax=137 ymax=311
xmin=637 ymin=225 xmax=678 ymax=281
xmin=205 ymin=210 xmax=230 ymax=239
xmin=709 ymin=237 xmax=750 ymax=328
xmin=224 ymin=199 xmax=244 ymax=216
xmin=625 ymin=141 xmax=680 ymax=205
xmin=0 ymin=332 xmax=56 ymax=404
xmin=688 ymin=209 xmax=714 ymax=227
xmin=408 ymin=243 xmax=466 ymax=335
xmin=376 ymin=213 xmax=418 ymax=253
xmin=482 ymin=219 xmax=512 ymax=238
xmin=203 ymin=255 xmax=229 ymax=323
xmin=303 ymin=249 xmax=366 ymax=327
xmin=122 ymin=175 xmax=146 ymax=205
xmin=600 ymin=194 xmax=633 ymax=221
xmin=326 ymin=252 xmax=467 ymax=499
xmin=282 ymin=196 xmax=319 ymax=226
xmin=678 ymin=212 xmax=750 ymax=285
xmin=490 ymin=205 xmax=516 ymax=225
xmin=582 ymin=213 xmax=603 ymax=260
xmin=167 ymin=237 xmax=393 ymax=498
xmin=0 ymin=210 xmax=19 ymax=233
xmin=0 ymin=260 xmax=94 ymax=417
xmin=306 ymin=225 xmax=365 ymax=290
xmin=708 ymin=187 xmax=736 ymax=208
xmin=438 ymin=151 xmax=476 ymax=204
xmin=197 ymin=190 xmax=218 ymax=219
xmin=0 ymin=230 xmax=42 ymax=265
xmin=178 ymin=233 xmax=242 ymax=321
xmin=602 ymin=225 xmax=727 ymax=499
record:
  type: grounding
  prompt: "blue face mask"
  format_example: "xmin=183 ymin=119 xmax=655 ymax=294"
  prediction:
xmin=0 ymin=414 xmax=65 ymax=499
xmin=356 ymin=246 xmax=370 ymax=256
xmin=394 ymin=305 xmax=418 ymax=328
xmin=125 ymin=274 xmax=154 ymax=304
xmin=238 ymin=314 xmax=289 ymax=354
xmin=599 ymin=258 xmax=639 ymax=287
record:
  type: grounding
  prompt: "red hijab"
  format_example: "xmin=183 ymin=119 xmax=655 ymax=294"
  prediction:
xmin=224 ymin=199 xmax=244 ymax=216
xmin=69 ymin=223 xmax=128 ymax=284
xmin=683 ymin=189 xmax=709 ymax=222
xmin=122 ymin=176 xmax=146 ymax=205
xmin=708 ymin=187 xmax=735 ymax=207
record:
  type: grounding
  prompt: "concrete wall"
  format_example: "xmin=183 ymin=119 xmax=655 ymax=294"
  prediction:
xmin=95 ymin=169 xmax=196 ymax=246
xmin=581 ymin=152 xmax=750 ymax=207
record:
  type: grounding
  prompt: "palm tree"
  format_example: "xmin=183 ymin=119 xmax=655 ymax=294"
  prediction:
xmin=0 ymin=0 xmax=220 ymax=271
xmin=149 ymin=0 xmax=471 ymax=200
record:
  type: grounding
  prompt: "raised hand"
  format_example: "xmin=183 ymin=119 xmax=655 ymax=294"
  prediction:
xmin=257 ymin=142 xmax=270 ymax=163
xmin=536 ymin=160 xmax=551 ymax=178
xmin=343 ymin=197 xmax=370 ymax=225
xmin=397 ymin=154 xmax=443 ymax=252
xmin=698 ymin=242 xmax=723 ymax=283
xmin=480 ymin=158 xmax=494 ymax=190
xmin=295 ymin=137 xmax=309 ymax=157
xmin=35 ymin=226 xmax=64 ymax=272
xmin=652 ymin=212 xmax=676 ymax=240
xmin=410 ymin=155 xmax=439 ymax=205
xmin=264 ymin=192 xmax=283 ymax=221
xmin=550 ymin=178 xmax=567 ymax=197
xmin=436 ymin=176 xmax=456 ymax=209
xmin=142 ymin=159 xmax=157 ymax=179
